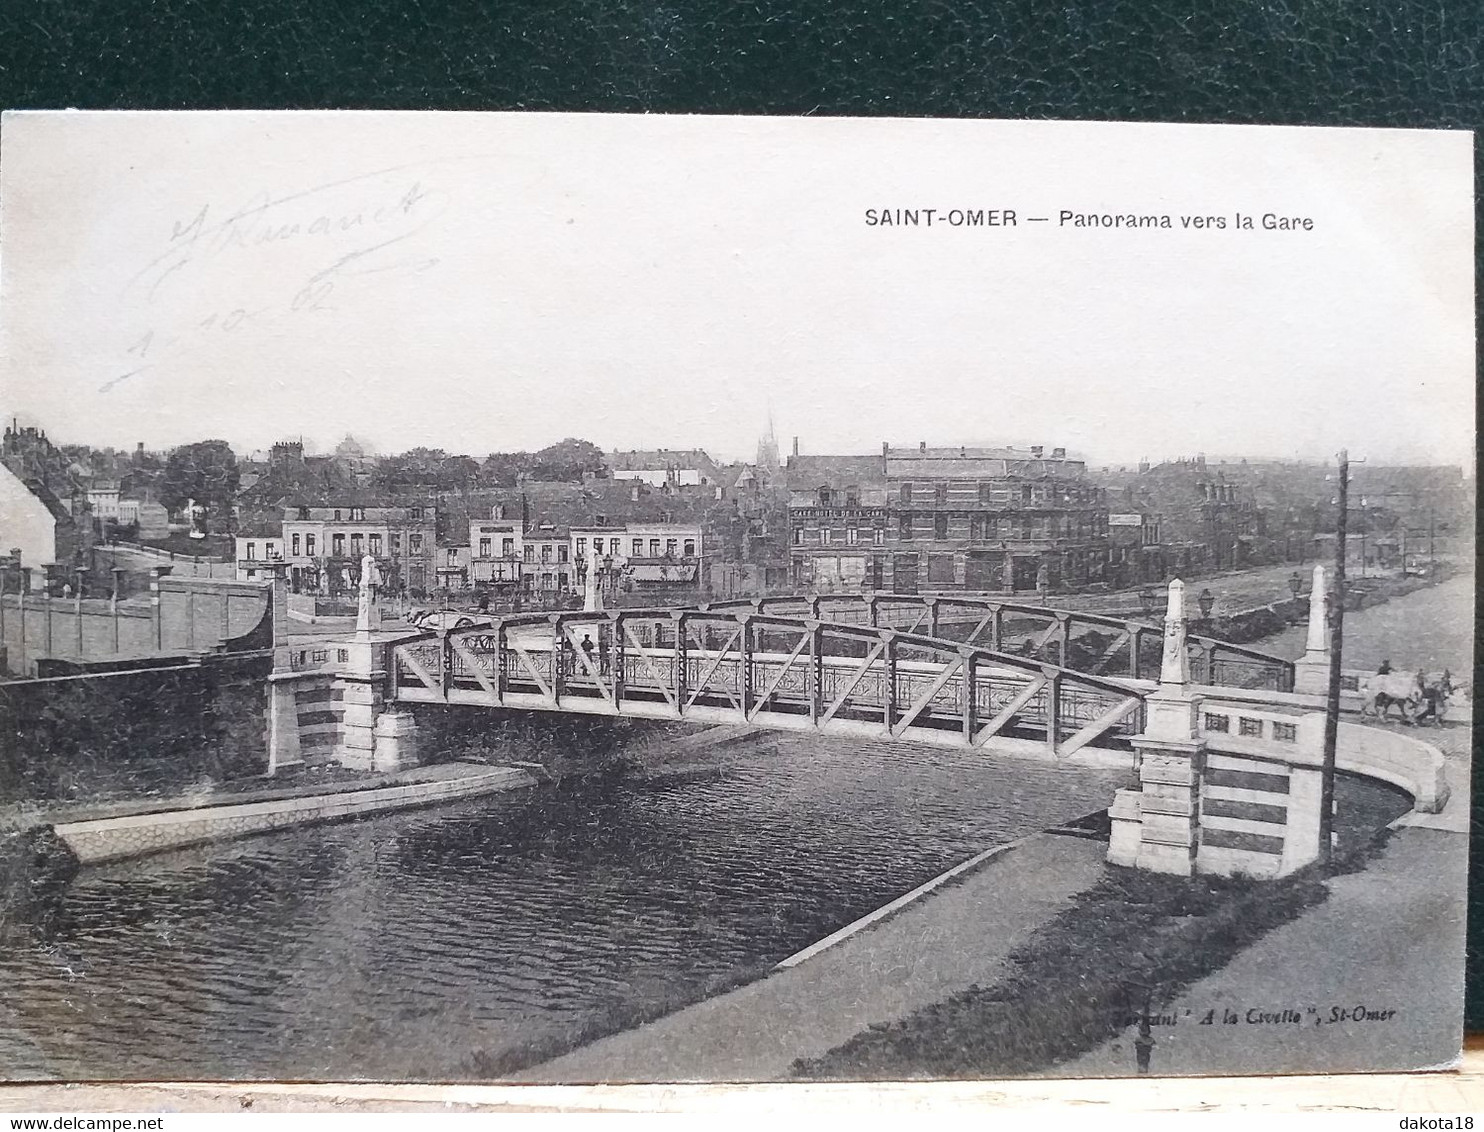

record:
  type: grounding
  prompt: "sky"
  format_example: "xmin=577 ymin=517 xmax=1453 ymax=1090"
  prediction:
xmin=0 ymin=111 xmax=1474 ymax=471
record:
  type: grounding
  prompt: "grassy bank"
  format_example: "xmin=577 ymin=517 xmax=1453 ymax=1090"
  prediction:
xmin=792 ymin=833 xmax=1390 ymax=1080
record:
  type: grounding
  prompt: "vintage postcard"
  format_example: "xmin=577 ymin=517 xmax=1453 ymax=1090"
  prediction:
xmin=0 ymin=111 xmax=1472 ymax=1084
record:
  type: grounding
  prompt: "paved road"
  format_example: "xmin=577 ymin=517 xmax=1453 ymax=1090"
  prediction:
xmin=1056 ymin=826 xmax=1467 ymax=1078
xmin=522 ymin=833 xmax=1108 ymax=1083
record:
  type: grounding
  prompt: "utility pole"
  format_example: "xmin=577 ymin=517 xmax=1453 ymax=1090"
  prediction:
xmin=1319 ymin=450 xmax=1348 ymax=865
xmin=1429 ymin=509 xmax=1437 ymax=582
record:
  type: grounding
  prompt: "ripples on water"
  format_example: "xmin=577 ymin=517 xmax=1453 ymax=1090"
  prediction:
xmin=0 ymin=737 xmax=1136 ymax=1081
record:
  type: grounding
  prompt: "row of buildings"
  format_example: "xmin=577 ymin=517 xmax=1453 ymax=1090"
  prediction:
xmin=235 ymin=488 xmax=707 ymax=602
xmin=3 ymin=415 xmax=1469 ymax=604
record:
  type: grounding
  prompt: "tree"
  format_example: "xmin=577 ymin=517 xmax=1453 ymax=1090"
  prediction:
xmin=530 ymin=438 xmax=605 ymax=482
xmin=160 ymin=440 xmax=239 ymax=519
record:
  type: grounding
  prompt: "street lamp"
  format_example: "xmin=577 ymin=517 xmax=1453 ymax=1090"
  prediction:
xmin=1197 ymin=587 xmax=1215 ymax=626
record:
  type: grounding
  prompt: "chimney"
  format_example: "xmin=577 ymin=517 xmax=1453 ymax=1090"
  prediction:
xmin=1052 ymin=447 xmax=1066 ymax=459
xmin=919 ymin=441 xmax=926 ymax=453
xmin=1030 ymin=445 xmax=1044 ymax=459
xmin=792 ymin=436 xmax=799 ymax=458
xmin=631 ymin=483 xmax=641 ymax=502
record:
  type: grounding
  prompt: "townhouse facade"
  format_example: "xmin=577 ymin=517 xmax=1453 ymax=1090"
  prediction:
xmin=786 ymin=443 xmax=1111 ymax=595
xmin=235 ymin=503 xmax=438 ymax=596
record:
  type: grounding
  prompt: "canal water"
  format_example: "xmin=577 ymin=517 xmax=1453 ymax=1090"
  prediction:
xmin=0 ymin=737 xmax=1138 ymax=1081
xmin=0 ymin=575 xmax=1459 ymax=1083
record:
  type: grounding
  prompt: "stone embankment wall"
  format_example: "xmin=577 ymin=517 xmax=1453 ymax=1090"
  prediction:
xmin=52 ymin=766 xmax=537 ymax=865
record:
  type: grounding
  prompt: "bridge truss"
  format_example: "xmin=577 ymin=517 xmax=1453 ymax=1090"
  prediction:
xmin=704 ymin=593 xmax=1294 ymax=692
xmin=391 ymin=607 xmax=1158 ymax=760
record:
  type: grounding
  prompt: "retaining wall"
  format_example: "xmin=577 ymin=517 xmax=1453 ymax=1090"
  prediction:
xmin=0 ymin=577 xmax=269 ymax=675
xmin=53 ymin=765 xmax=537 ymax=864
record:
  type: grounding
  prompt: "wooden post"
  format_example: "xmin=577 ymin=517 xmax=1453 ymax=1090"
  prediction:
xmin=551 ymin=616 xmax=564 ymax=705
xmin=929 ymin=597 xmax=941 ymax=639
xmin=1127 ymin=624 xmax=1141 ymax=678
xmin=990 ymin=605 xmax=1003 ymax=652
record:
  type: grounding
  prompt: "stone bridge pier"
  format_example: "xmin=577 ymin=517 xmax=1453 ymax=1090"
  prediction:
xmin=1109 ymin=570 xmax=1338 ymax=880
xmin=266 ymin=561 xmax=420 ymax=777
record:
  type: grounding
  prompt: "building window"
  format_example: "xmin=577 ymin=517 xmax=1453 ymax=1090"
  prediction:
xmin=818 ymin=487 xmax=832 ymax=507
xmin=593 ymin=538 xmax=604 ymax=555
xmin=934 ymin=513 xmax=949 ymax=539
xmin=246 ymin=542 xmax=256 ymax=560
xmin=350 ymin=507 xmax=365 ymax=521
xmin=523 ymin=545 xmax=534 ymax=562
xmin=369 ymin=534 xmax=382 ymax=556
xmin=683 ymin=539 xmax=696 ymax=557
xmin=306 ymin=534 xmax=316 ymax=556
xmin=633 ymin=538 xmax=643 ymax=556
xmin=650 ymin=539 xmax=661 ymax=556
xmin=1273 ymin=722 xmax=1297 ymax=743
xmin=899 ymin=514 xmax=913 ymax=540
xmin=502 ymin=538 xmax=514 ymax=557
xmin=1239 ymin=717 xmax=1265 ymax=738
xmin=541 ymin=545 xmax=551 ymax=562
xmin=1203 ymin=713 xmax=1230 ymax=733
xmin=410 ymin=507 xmax=424 ymax=520
xmin=979 ymin=483 xmax=994 ymax=504
xmin=846 ymin=528 xmax=859 ymax=545
xmin=479 ymin=538 xmax=492 ymax=557
xmin=900 ymin=481 xmax=913 ymax=504
xmin=576 ymin=538 xmax=587 ymax=556
xmin=928 ymin=554 xmax=955 ymax=583
xmin=558 ymin=545 xmax=569 ymax=563
xmin=291 ymin=534 xmax=301 ymax=555
xmin=1022 ymin=485 xmax=1033 ymax=505
xmin=821 ymin=528 xmax=833 ymax=545
xmin=297 ymin=506 xmax=310 ymax=520
xmin=332 ymin=534 xmax=345 ymax=556
xmin=793 ymin=528 xmax=804 ymax=545
xmin=666 ymin=538 xmax=678 ymax=556
xmin=350 ymin=534 xmax=364 ymax=556
xmin=873 ymin=528 xmax=885 ymax=545
xmin=935 ymin=482 xmax=949 ymax=504
xmin=333 ymin=510 xmax=342 ymax=521
xmin=409 ymin=535 xmax=423 ymax=553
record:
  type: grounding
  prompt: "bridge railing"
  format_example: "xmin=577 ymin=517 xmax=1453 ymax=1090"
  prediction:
xmin=391 ymin=608 xmax=1148 ymax=758
xmin=701 ymin=593 xmax=1294 ymax=693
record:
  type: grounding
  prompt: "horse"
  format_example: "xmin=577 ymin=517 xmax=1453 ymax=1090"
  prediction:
xmin=1359 ymin=671 xmax=1426 ymax=724
xmin=1411 ymin=669 xmax=1456 ymax=727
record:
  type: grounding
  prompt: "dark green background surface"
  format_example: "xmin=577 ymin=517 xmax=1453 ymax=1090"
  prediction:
xmin=1 ymin=0 xmax=1481 ymax=1033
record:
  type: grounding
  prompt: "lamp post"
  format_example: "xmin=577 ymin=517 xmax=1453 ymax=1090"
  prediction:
xmin=1197 ymin=587 xmax=1215 ymax=629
